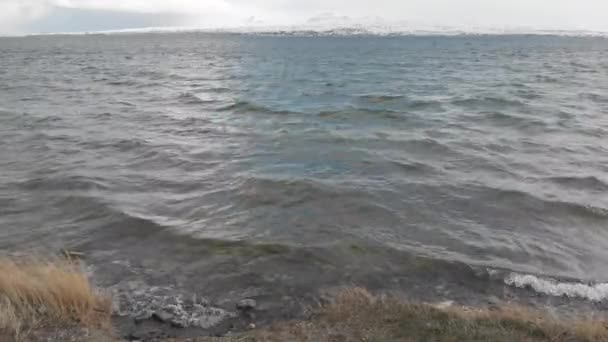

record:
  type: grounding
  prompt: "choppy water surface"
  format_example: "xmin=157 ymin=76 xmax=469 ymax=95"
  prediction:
xmin=1 ymin=34 xmax=608 ymax=307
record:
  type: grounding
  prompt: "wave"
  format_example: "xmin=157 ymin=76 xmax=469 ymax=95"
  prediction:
xmin=52 ymin=194 xmax=178 ymax=243
xmin=357 ymin=95 xmax=445 ymax=112
xmin=484 ymin=111 xmax=525 ymax=121
xmin=535 ymin=75 xmax=561 ymax=83
xmin=401 ymin=138 xmax=460 ymax=157
xmin=407 ymin=99 xmax=445 ymax=111
xmin=513 ymin=89 xmax=542 ymax=100
xmin=208 ymin=87 xmax=231 ymax=93
xmin=177 ymin=92 xmax=217 ymax=105
xmin=106 ymin=80 xmax=138 ymax=86
xmin=217 ymin=100 xmax=295 ymax=115
xmin=133 ymin=70 xmax=166 ymax=80
xmin=358 ymin=94 xmax=405 ymax=103
xmin=505 ymin=273 xmax=608 ymax=302
xmin=237 ymin=177 xmax=368 ymax=208
xmin=389 ymin=160 xmax=436 ymax=175
xmin=470 ymin=111 xmax=547 ymax=128
xmin=115 ymin=101 xmax=135 ymax=107
xmin=452 ymin=96 xmax=526 ymax=109
xmin=79 ymin=138 xmax=147 ymax=152
xmin=545 ymin=175 xmax=608 ymax=191
xmin=476 ymin=187 xmax=608 ymax=220
xmin=17 ymin=175 xmax=111 ymax=192
xmin=33 ymin=115 xmax=63 ymax=124
xmin=318 ymin=108 xmax=402 ymax=120
xmin=0 ymin=191 xmax=173 ymax=245
xmin=580 ymin=92 xmax=608 ymax=104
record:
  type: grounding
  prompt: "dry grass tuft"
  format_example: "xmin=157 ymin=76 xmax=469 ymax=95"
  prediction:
xmin=0 ymin=257 xmax=112 ymax=340
xmin=249 ymin=287 xmax=608 ymax=342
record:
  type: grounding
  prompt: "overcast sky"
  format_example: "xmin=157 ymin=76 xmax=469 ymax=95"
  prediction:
xmin=2 ymin=0 xmax=608 ymax=35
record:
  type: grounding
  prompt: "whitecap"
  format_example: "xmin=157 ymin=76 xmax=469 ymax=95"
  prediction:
xmin=505 ymin=273 xmax=608 ymax=302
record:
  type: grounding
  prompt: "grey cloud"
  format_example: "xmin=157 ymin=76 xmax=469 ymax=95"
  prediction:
xmin=27 ymin=7 xmax=189 ymax=33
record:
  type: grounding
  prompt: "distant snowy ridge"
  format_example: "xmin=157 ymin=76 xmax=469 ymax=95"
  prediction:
xmin=28 ymin=13 xmax=608 ymax=37
xmin=33 ymin=26 xmax=608 ymax=37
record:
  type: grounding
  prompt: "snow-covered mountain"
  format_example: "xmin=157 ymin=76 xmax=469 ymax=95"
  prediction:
xmin=33 ymin=13 xmax=608 ymax=37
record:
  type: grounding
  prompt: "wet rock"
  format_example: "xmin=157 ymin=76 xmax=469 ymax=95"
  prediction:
xmin=195 ymin=307 xmax=236 ymax=329
xmin=193 ymin=304 xmax=207 ymax=312
xmin=164 ymin=304 xmax=182 ymax=316
xmin=128 ymin=328 xmax=165 ymax=342
xmin=170 ymin=317 xmax=188 ymax=328
xmin=318 ymin=292 xmax=334 ymax=305
xmin=196 ymin=315 xmax=225 ymax=329
xmin=236 ymin=299 xmax=257 ymax=312
xmin=128 ymin=331 xmax=145 ymax=341
xmin=185 ymin=295 xmax=209 ymax=308
xmin=133 ymin=310 xmax=153 ymax=324
xmin=152 ymin=310 xmax=173 ymax=323
xmin=487 ymin=296 xmax=502 ymax=311
xmin=110 ymin=282 xmax=235 ymax=330
xmin=487 ymin=296 xmax=501 ymax=305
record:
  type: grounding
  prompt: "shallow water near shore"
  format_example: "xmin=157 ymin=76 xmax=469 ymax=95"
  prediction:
xmin=1 ymin=33 xmax=608 ymax=324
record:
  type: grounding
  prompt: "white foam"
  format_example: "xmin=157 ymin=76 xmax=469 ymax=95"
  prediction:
xmin=505 ymin=273 xmax=608 ymax=302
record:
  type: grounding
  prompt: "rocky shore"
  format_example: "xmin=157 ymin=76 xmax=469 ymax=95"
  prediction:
xmin=19 ymin=287 xmax=608 ymax=342
xmin=110 ymin=283 xmax=258 ymax=341
xmin=3 ymin=252 xmax=608 ymax=341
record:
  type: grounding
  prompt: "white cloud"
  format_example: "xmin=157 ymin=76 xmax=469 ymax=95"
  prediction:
xmin=1 ymin=0 xmax=608 ymax=34
xmin=53 ymin=0 xmax=235 ymax=15
xmin=0 ymin=0 xmax=52 ymax=34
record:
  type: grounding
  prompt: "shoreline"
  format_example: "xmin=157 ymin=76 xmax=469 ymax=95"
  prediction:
xmin=7 ymin=288 xmax=608 ymax=341
xmin=2 ymin=256 xmax=608 ymax=341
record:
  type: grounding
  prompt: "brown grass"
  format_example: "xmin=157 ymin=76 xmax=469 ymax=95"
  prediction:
xmin=0 ymin=257 xmax=112 ymax=341
xmin=246 ymin=287 xmax=608 ymax=342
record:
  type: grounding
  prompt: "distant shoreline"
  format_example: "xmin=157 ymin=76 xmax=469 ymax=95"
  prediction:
xmin=5 ymin=26 xmax=608 ymax=38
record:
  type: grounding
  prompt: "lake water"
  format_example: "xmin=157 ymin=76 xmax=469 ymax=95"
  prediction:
xmin=1 ymin=33 xmax=608 ymax=311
